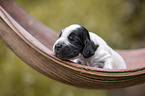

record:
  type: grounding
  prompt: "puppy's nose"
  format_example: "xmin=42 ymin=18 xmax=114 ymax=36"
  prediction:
xmin=55 ymin=44 xmax=63 ymax=51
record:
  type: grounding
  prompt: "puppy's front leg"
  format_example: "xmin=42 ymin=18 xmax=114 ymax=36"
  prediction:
xmin=103 ymin=58 xmax=113 ymax=70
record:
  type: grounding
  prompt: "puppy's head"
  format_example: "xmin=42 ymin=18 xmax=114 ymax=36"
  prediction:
xmin=53 ymin=24 xmax=97 ymax=60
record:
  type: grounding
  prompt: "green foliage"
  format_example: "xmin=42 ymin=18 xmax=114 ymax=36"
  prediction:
xmin=0 ymin=0 xmax=145 ymax=96
xmin=14 ymin=0 xmax=145 ymax=49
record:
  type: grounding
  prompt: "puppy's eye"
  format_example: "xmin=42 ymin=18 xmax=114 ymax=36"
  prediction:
xmin=68 ymin=36 xmax=75 ymax=41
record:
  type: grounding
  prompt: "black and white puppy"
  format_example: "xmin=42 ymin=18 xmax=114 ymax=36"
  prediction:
xmin=53 ymin=24 xmax=127 ymax=69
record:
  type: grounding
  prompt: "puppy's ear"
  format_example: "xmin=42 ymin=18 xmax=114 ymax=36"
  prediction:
xmin=82 ymin=40 xmax=98 ymax=58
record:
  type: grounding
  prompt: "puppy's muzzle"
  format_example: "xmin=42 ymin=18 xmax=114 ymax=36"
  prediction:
xmin=54 ymin=43 xmax=80 ymax=59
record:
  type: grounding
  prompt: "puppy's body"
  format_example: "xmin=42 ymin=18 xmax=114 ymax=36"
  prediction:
xmin=53 ymin=24 xmax=127 ymax=70
xmin=71 ymin=32 xmax=126 ymax=69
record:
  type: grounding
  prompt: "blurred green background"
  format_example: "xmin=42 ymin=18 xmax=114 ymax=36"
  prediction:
xmin=0 ymin=0 xmax=145 ymax=96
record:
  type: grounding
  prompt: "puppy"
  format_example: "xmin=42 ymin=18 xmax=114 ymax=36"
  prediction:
xmin=53 ymin=24 xmax=127 ymax=69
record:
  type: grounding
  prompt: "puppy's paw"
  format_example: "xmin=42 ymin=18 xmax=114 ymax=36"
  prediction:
xmin=71 ymin=59 xmax=82 ymax=64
